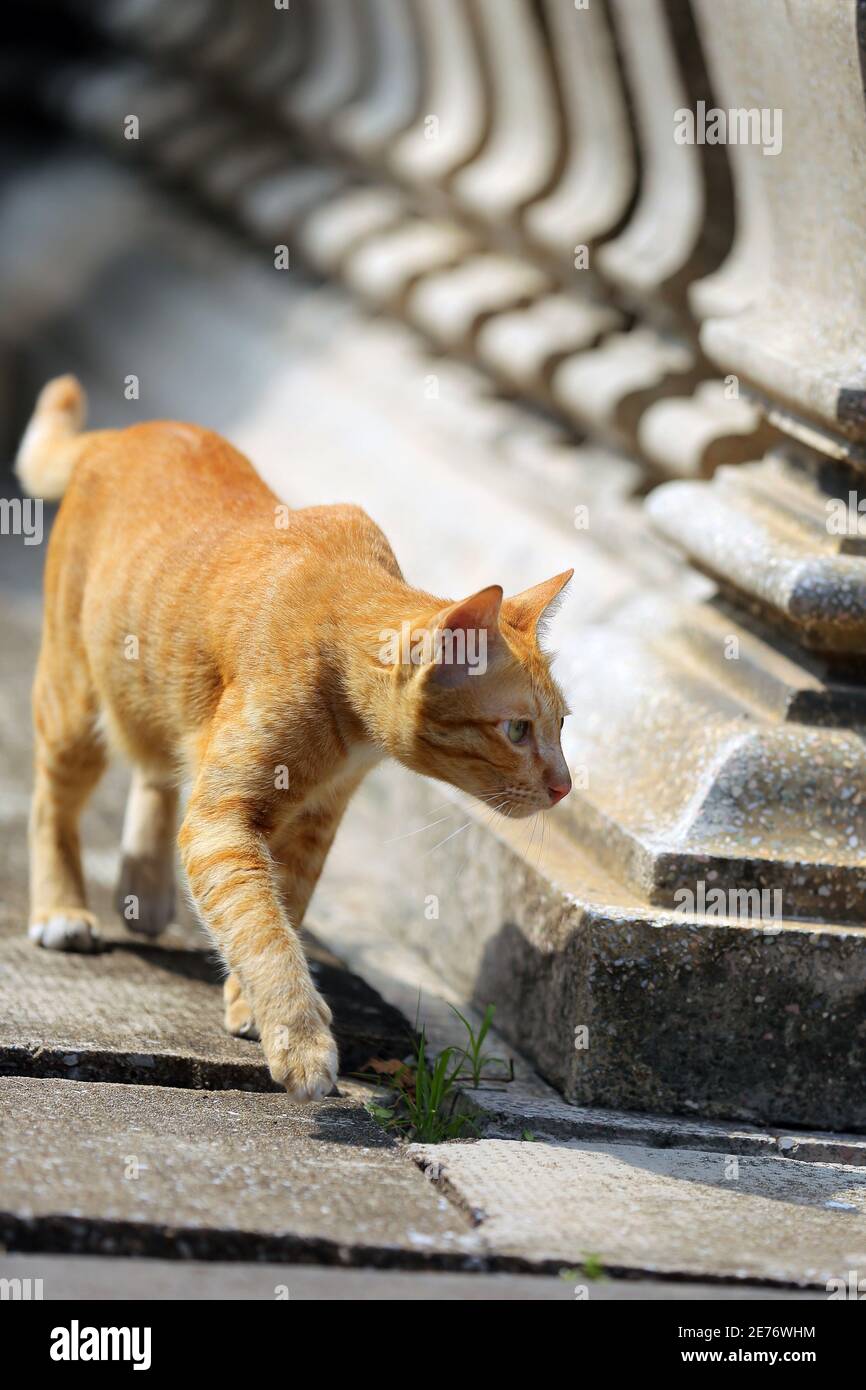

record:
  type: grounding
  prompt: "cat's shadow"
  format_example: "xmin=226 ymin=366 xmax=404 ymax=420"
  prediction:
xmin=103 ymin=938 xmax=224 ymax=986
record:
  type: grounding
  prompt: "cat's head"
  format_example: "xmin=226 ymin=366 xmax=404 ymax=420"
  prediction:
xmin=392 ymin=571 xmax=573 ymax=819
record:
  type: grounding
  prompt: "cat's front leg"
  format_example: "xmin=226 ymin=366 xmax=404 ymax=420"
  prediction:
xmin=222 ymin=801 xmax=352 ymax=1045
xmin=179 ymin=774 xmax=337 ymax=1102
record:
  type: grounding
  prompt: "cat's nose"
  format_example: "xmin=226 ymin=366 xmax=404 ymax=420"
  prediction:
xmin=548 ymin=780 xmax=571 ymax=805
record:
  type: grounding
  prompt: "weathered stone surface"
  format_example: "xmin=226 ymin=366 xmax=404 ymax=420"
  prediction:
xmin=0 ymin=927 xmax=273 ymax=1091
xmin=0 ymin=1253 xmax=820 ymax=1301
xmin=0 ymin=1077 xmax=478 ymax=1265
xmin=308 ymin=877 xmax=866 ymax=1167
xmin=455 ymin=1083 xmax=866 ymax=1170
xmin=412 ymin=1138 xmax=866 ymax=1285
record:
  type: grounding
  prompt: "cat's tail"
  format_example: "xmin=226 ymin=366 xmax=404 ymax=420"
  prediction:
xmin=15 ymin=375 xmax=89 ymax=501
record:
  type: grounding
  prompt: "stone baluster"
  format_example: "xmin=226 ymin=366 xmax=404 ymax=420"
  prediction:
xmin=636 ymin=0 xmax=780 ymax=478
xmin=448 ymin=0 xmax=561 ymax=237
xmin=330 ymin=0 xmax=423 ymax=168
xmin=234 ymin=1 xmax=310 ymax=107
xmin=476 ymin=0 xmax=634 ymax=401
xmin=403 ymin=0 xmax=560 ymax=353
xmin=523 ymin=0 xmax=635 ymax=279
xmin=59 ymin=0 xmax=224 ymax=158
xmin=151 ymin=0 xmax=305 ymax=204
xmin=237 ymin=0 xmax=369 ymax=244
xmin=699 ymin=4 xmax=866 ymax=454
xmin=339 ymin=0 xmax=487 ymax=312
xmin=685 ymin=0 xmax=773 ymax=326
xmin=60 ymin=0 xmax=312 ymax=218
xmin=280 ymin=0 xmax=365 ymax=145
xmin=95 ymin=0 xmax=220 ymax=56
xmin=598 ymin=0 xmax=733 ymax=320
xmin=550 ymin=0 xmax=734 ymax=453
xmin=295 ymin=0 xmax=422 ymax=275
xmin=387 ymin=0 xmax=488 ymax=204
xmin=187 ymin=0 xmax=274 ymax=80
xmin=188 ymin=0 xmax=313 ymax=212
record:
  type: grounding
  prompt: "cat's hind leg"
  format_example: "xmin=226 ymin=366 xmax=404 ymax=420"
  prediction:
xmin=223 ymin=971 xmax=259 ymax=1038
xmin=29 ymin=658 xmax=107 ymax=952
xmin=115 ymin=769 xmax=177 ymax=937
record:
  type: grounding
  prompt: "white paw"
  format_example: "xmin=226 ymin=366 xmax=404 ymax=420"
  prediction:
xmin=115 ymin=853 xmax=174 ymax=938
xmin=264 ymin=1015 xmax=339 ymax=1103
xmin=29 ymin=915 xmax=100 ymax=952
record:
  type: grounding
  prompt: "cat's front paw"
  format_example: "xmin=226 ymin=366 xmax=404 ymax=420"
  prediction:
xmin=29 ymin=910 xmax=101 ymax=952
xmin=262 ymin=999 xmax=338 ymax=1102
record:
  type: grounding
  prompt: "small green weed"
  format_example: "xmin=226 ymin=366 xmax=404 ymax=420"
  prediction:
xmin=361 ymin=1001 xmax=513 ymax=1142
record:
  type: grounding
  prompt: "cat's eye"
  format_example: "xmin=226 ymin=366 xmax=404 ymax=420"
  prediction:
xmin=504 ymin=718 xmax=530 ymax=745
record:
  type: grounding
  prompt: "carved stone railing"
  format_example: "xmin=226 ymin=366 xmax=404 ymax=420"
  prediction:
xmin=31 ymin=0 xmax=866 ymax=1129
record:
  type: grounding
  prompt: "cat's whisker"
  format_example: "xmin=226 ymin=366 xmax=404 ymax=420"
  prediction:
xmin=426 ymin=820 xmax=474 ymax=854
xmin=452 ymin=798 xmax=508 ymax=882
xmin=382 ymin=813 xmax=454 ymax=844
xmin=524 ymin=810 xmax=539 ymax=864
xmin=386 ymin=791 xmax=494 ymax=844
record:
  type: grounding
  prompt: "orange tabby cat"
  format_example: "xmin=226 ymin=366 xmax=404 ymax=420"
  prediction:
xmin=16 ymin=375 xmax=572 ymax=1101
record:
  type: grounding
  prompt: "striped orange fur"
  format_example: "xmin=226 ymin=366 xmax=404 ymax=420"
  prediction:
xmin=17 ymin=376 xmax=572 ymax=1101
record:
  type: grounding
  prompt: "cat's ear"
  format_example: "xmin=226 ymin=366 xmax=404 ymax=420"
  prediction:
xmin=426 ymin=584 xmax=503 ymax=688
xmin=503 ymin=569 xmax=574 ymax=639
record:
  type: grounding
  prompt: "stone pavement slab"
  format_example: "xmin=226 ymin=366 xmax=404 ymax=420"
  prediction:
xmin=411 ymin=1139 xmax=866 ymax=1287
xmin=0 ymin=1076 xmax=478 ymax=1265
xmin=0 ymin=1254 xmax=823 ymax=1301
xmin=0 ymin=923 xmax=412 ymax=1090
